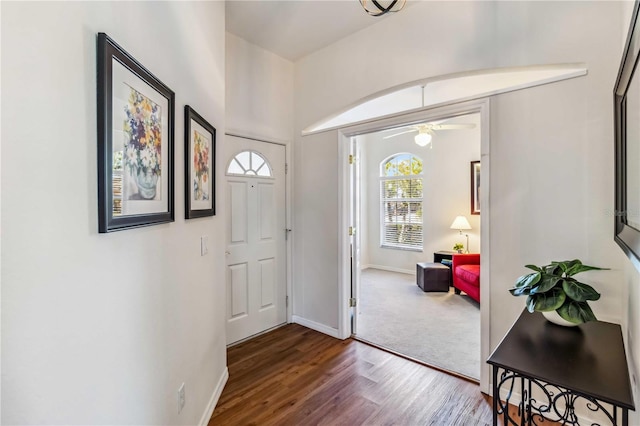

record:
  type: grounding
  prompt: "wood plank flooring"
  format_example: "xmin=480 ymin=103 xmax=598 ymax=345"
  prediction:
xmin=209 ymin=324 xmax=495 ymax=425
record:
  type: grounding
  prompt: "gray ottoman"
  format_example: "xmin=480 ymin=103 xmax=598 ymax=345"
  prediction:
xmin=416 ymin=262 xmax=450 ymax=292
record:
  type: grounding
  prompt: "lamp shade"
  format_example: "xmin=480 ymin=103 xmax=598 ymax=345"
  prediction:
xmin=450 ymin=215 xmax=472 ymax=230
xmin=414 ymin=132 xmax=432 ymax=147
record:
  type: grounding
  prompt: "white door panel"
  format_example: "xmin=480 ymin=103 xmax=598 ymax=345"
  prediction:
xmin=229 ymin=182 xmax=248 ymax=244
xmin=259 ymin=258 xmax=275 ymax=308
xmin=225 ymin=136 xmax=286 ymax=344
xmin=229 ymin=263 xmax=249 ymax=319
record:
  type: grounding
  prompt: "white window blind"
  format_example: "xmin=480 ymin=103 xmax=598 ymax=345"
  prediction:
xmin=380 ymin=153 xmax=423 ymax=250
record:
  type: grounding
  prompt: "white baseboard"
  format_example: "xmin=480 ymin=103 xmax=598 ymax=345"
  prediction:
xmin=292 ymin=315 xmax=341 ymax=339
xmin=199 ymin=367 xmax=229 ymax=426
xmin=363 ymin=264 xmax=415 ymax=275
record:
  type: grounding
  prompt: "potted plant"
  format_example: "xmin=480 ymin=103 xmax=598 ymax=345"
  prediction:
xmin=453 ymin=243 xmax=464 ymax=253
xmin=509 ymin=259 xmax=608 ymax=326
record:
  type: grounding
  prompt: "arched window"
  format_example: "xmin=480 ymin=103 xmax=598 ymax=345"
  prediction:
xmin=380 ymin=153 xmax=423 ymax=250
xmin=227 ymin=150 xmax=273 ymax=177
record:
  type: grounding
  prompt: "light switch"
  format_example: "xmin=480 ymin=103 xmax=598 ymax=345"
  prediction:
xmin=200 ymin=236 xmax=208 ymax=256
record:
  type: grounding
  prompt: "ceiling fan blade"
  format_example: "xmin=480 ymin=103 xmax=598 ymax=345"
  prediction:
xmin=431 ymin=123 xmax=476 ymax=130
xmin=382 ymin=129 xmax=418 ymax=139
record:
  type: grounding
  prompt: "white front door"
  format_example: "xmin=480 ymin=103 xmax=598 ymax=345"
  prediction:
xmin=225 ymin=135 xmax=287 ymax=345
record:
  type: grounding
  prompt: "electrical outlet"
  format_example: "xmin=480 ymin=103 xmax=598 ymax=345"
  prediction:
xmin=200 ymin=236 xmax=208 ymax=256
xmin=178 ymin=382 xmax=185 ymax=413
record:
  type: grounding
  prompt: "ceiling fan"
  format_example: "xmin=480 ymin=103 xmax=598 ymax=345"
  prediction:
xmin=383 ymin=122 xmax=476 ymax=147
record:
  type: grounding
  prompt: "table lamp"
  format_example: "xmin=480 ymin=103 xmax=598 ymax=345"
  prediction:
xmin=450 ymin=215 xmax=472 ymax=253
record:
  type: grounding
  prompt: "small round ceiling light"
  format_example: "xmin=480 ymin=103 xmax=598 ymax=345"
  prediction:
xmin=414 ymin=132 xmax=432 ymax=147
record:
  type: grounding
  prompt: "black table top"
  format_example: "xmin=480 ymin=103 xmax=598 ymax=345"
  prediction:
xmin=487 ymin=309 xmax=635 ymax=410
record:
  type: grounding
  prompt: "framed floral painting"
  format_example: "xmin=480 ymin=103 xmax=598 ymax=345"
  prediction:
xmin=97 ymin=33 xmax=175 ymax=232
xmin=185 ymin=106 xmax=216 ymax=219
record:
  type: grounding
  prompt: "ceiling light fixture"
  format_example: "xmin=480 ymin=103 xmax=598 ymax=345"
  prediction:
xmin=414 ymin=131 xmax=432 ymax=147
xmin=359 ymin=0 xmax=406 ymax=17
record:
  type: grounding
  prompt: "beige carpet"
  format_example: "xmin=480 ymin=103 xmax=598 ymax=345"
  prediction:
xmin=356 ymin=268 xmax=480 ymax=380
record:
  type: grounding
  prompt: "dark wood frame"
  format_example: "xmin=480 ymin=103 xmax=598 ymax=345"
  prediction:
xmin=614 ymin=1 xmax=640 ymax=263
xmin=97 ymin=33 xmax=175 ymax=232
xmin=184 ymin=105 xmax=216 ymax=219
xmin=470 ymin=160 xmax=480 ymax=215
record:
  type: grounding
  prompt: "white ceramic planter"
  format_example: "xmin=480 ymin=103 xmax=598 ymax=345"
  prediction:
xmin=542 ymin=310 xmax=578 ymax=327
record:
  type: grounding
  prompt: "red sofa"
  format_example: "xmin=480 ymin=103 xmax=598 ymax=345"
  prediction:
xmin=452 ymin=253 xmax=480 ymax=303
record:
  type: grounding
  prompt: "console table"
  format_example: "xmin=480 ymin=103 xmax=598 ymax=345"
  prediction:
xmin=433 ymin=250 xmax=456 ymax=264
xmin=432 ymin=251 xmax=456 ymax=286
xmin=487 ymin=310 xmax=635 ymax=425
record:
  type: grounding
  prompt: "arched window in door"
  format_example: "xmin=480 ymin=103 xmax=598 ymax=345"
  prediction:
xmin=227 ymin=150 xmax=273 ymax=177
xmin=380 ymin=153 xmax=423 ymax=250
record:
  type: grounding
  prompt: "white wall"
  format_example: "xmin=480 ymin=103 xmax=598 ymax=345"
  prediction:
xmin=0 ymin=3 xmax=3 ymax=420
xmin=2 ymin=2 xmax=226 ymax=424
xmin=293 ymin=0 xmax=626 ymax=382
xmin=488 ymin=0 xmax=623 ymax=344
xmin=623 ymin=258 xmax=640 ymax=424
xmin=361 ymin=114 xmax=480 ymax=273
xmin=225 ymin=32 xmax=295 ymax=331
xmin=226 ymin=33 xmax=294 ymax=143
xmin=292 ymin=131 xmax=340 ymax=327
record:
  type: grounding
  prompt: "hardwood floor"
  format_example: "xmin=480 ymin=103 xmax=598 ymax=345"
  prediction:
xmin=209 ymin=324 xmax=495 ymax=425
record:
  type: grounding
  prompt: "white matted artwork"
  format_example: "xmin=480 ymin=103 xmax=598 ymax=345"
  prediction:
xmin=112 ymin=60 xmax=170 ymax=216
xmin=97 ymin=33 xmax=175 ymax=233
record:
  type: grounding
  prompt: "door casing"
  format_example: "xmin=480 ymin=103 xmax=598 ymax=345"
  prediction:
xmin=336 ymin=98 xmax=491 ymax=393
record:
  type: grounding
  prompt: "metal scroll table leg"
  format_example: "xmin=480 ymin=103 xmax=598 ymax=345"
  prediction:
xmin=493 ymin=366 xmax=498 ymax=426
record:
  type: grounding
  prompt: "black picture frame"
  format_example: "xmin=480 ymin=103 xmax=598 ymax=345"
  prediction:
xmin=185 ymin=105 xmax=216 ymax=219
xmin=97 ymin=33 xmax=175 ymax=233
xmin=614 ymin=1 xmax=640 ymax=262
xmin=471 ymin=160 xmax=481 ymax=215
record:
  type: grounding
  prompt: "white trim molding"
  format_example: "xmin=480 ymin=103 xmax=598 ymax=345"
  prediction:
xmin=198 ymin=367 xmax=229 ymax=426
xmin=292 ymin=315 xmax=342 ymax=339
xmin=363 ymin=265 xmax=415 ymax=275
xmin=338 ymin=98 xmax=492 ymax=393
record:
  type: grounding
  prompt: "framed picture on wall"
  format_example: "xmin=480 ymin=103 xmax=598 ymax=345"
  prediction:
xmin=471 ymin=160 xmax=481 ymax=215
xmin=185 ymin=105 xmax=216 ymax=219
xmin=97 ymin=32 xmax=175 ymax=232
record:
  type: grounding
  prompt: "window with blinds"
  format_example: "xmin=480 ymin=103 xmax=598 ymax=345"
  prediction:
xmin=380 ymin=153 xmax=423 ymax=250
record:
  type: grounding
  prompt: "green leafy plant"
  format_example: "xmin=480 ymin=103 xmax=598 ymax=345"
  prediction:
xmin=453 ymin=243 xmax=464 ymax=251
xmin=509 ymin=259 xmax=608 ymax=324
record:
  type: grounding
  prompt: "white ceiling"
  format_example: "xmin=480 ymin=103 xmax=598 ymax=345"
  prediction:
xmin=225 ymin=0 xmax=415 ymax=61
